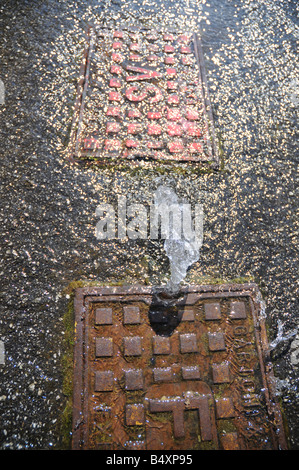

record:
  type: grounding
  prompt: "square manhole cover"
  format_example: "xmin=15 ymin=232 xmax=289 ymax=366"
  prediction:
xmin=72 ymin=284 xmax=287 ymax=450
xmin=68 ymin=27 xmax=219 ymax=166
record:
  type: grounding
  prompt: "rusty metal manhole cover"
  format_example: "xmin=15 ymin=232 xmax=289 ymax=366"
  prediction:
xmin=72 ymin=283 xmax=287 ymax=450
xmin=68 ymin=27 xmax=219 ymax=166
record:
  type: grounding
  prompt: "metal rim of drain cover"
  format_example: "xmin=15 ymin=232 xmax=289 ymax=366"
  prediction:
xmin=71 ymin=283 xmax=288 ymax=450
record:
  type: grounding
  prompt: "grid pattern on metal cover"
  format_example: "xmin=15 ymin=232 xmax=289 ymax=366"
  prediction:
xmin=72 ymin=284 xmax=288 ymax=450
xmin=68 ymin=27 xmax=219 ymax=165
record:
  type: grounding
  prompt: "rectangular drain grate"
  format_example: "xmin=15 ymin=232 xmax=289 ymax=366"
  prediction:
xmin=68 ymin=27 xmax=219 ymax=166
xmin=72 ymin=284 xmax=288 ymax=450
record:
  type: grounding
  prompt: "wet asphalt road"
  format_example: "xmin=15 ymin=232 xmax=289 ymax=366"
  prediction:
xmin=0 ymin=0 xmax=298 ymax=449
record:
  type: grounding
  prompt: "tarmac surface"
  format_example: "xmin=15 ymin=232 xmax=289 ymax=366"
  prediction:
xmin=0 ymin=0 xmax=298 ymax=449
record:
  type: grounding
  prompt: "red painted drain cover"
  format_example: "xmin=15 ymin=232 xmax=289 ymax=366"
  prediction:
xmin=68 ymin=27 xmax=219 ymax=165
xmin=72 ymin=284 xmax=288 ymax=450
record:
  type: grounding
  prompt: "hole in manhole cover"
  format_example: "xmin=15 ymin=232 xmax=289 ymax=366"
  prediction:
xmin=68 ymin=27 xmax=219 ymax=167
xmin=71 ymin=283 xmax=288 ymax=450
xmin=148 ymin=288 xmax=187 ymax=336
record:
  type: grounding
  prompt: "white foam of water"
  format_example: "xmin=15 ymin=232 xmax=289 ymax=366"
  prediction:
xmin=269 ymin=319 xmax=298 ymax=350
xmin=153 ymin=185 xmax=204 ymax=292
